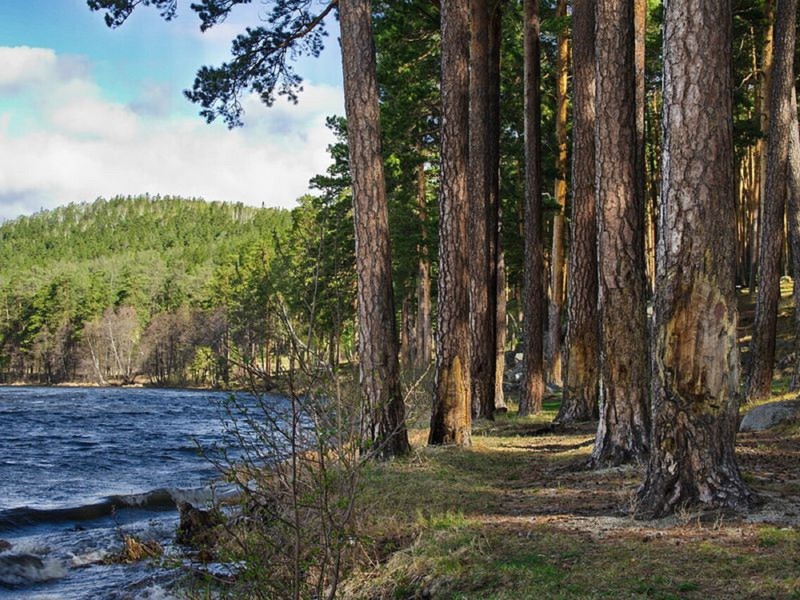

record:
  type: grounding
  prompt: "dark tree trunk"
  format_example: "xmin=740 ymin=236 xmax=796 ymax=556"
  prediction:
xmin=339 ymin=0 xmax=410 ymax=458
xmin=590 ymin=0 xmax=650 ymax=467
xmin=430 ymin=0 xmax=472 ymax=446
xmin=547 ymin=0 xmax=569 ymax=387
xmin=520 ymin=0 xmax=545 ymax=417
xmin=638 ymin=0 xmax=758 ymax=516
xmin=789 ymin=90 xmax=800 ymax=391
xmin=489 ymin=1 xmax=507 ymax=413
xmin=415 ymin=164 xmax=433 ymax=369
xmin=469 ymin=0 xmax=496 ymax=420
xmin=559 ymin=0 xmax=599 ymax=423
xmin=746 ymin=0 xmax=797 ymax=402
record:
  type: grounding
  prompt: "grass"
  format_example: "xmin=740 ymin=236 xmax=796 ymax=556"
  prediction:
xmin=338 ymin=389 xmax=800 ymax=599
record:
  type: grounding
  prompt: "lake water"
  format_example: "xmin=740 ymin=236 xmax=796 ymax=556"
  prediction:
xmin=0 ymin=386 xmax=266 ymax=599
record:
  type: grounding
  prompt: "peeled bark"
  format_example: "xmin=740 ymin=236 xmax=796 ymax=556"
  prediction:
xmin=520 ymin=0 xmax=545 ymax=417
xmin=339 ymin=0 xmax=410 ymax=458
xmin=560 ymin=0 xmax=598 ymax=423
xmin=746 ymin=0 xmax=796 ymax=403
xmin=469 ymin=0 xmax=496 ymax=419
xmin=590 ymin=0 xmax=650 ymax=467
xmin=638 ymin=0 xmax=757 ymax=516
xmin=430 ymin=0 xmax=472 ymax=446
xmin=546 ymin=0 xmax=569 ymax=387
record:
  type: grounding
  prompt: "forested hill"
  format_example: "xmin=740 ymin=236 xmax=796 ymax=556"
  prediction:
xmin=0 ymin=195 xmax=288 ymax=274
xmin=0 ymin=195 xmax=299 ymax=387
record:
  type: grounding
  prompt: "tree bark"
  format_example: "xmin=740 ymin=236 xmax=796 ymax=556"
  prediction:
xmin=559 ymin=0 xmax=598 ymax=424
xmin=788 ymin=89 xmax=800 ymax=390
xmin=415 ymin=164 xmax=433 ymax=369
xmin=469 ymin=0 xmax=497 ymax=419
xmin=590 ymin=0 xmax=650 ymax=467
xmin=638 ymin=0 xmax=757 ymax=516
xmin=339 ymin=0 xmax=410 ymax=458
xmin=634 ymin=0 xmax=649 ymax=294
xmin=546 ymin=0 xmax=569 ymax=387
xmin=520 ymin=0 xmax=545 ymax=417
xmin=489 ymin=0 xmax=507 ymax=413
xmin=430 ymin=0 xmax=472 ymax=446
xmin=746 ymin=0 xmax=797 ymax=403
xmin=751 ymin=0 xmax=775 ymax=295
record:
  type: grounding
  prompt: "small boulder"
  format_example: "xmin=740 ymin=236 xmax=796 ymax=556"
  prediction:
xmin=0 ymin=540 xmax=11 ymax=552
xmin=739 ymin=400 xmax=800 ymax=432
xmin=177 ymin=502 xmax=222 ymax=552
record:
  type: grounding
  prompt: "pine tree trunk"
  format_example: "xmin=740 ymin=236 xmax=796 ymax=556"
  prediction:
xmin=560 ymin=0 xmax=598 ymax=424
xmin=546 ymin=0 xmax=569 ymax=387
xmin=634 ymin=0 xmax=649 ymax=294
xmin=752 ymin=0 xmax=775 ymax=296
xmin=430 ymin=0 xmax=472 ymax=446
xmin=339 ymin=0 xmax=410 ymax=458
xmin=746 ymin=0 xmax=796 ymax=402
xmin=415 ymin=164 xmax=433 ymax=368
xmin=520 ymin=0 xmax=545 ymax=417
xmin=788 ymin=90 xmax=800 ymax=390
xmin=469 ymin=0 xmax=496 ymax=419
xmin=638 ymin=0 xmax=757 ymax=516
xmin=590 ymin=0 xmax=650 ymax=467
xmin=489 ymin=0 xmax=507 ymax=413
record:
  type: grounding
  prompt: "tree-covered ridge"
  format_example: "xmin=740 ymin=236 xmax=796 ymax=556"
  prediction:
xmin=0 ymin=195 xmax=296 ymax=386
xmin=0 ymin=195 xmax=289 ymax=274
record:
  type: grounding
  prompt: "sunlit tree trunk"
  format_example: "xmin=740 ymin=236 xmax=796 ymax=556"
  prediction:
xmin=560 ymin=0 xmax=598 ymax=423
xmin=590 ymin=0 xmax=650 ymax=467
xmin=520 ymin=0 xmax=545 ymax=416
xmin=638 ymin=0 xmax=757 ymax=516
xmin=430 ymin=0 xmax=472 ymax=446
xmin=339 ymin=0 xmax=410 ymax=458
xmin=746 ymin=0 xmax=796 ymax=403
xmin=546 ymin=0 xmax=569 ymax=387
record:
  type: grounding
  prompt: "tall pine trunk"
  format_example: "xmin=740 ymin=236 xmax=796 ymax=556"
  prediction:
xmin=430 ymin=0 xmax=472 ymax=446
xmin=788 ymin=89 xmax=800 ymax=390
xmin=638 ymin=0 xmax=757 ymax=516
xmin=746 ymin=0 xmax=797 ymax=402
xmin=520 ymin=0 xmax=545 ymax=416
xmin=469 ymin=0 xmax=496 ymax=419
xmin=590 ymin=0 xmax=650 ymax=467
xmin=489 ymin=1 xmax=507 ymax=413
xmin=415 ymin=164 xmax=433 ymax=369
xmin=339 ymin=0 xmax=410 ymax=458
xmin=560 ymin=0 xmax=598 ymax=423
xmin=546 ymin=0 xmax=569 ymax=387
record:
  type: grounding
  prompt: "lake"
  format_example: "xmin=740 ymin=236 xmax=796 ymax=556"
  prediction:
xmin=0 ymin=386 xmax=267 ymax=599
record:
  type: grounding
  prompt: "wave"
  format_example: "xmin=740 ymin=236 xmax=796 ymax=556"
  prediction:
xmin=0 ymin=485 xmax=238 ymax=532
xmin=0 ymin=554 xmax=67 ymax=586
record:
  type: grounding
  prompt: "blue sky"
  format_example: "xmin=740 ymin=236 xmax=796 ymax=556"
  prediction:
xmin=0 ymin=0 xmax=345 ymax=221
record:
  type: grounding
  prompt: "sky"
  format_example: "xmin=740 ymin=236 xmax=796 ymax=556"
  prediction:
xmin=0 ymin=0 xmax=345 ymax=222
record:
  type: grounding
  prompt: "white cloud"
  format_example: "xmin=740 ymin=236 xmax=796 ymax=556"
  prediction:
xmin=0 ymin=46 xmax=344 ymax=222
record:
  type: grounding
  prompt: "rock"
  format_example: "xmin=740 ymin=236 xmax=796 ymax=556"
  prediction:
xmin=0 ymin=540 xmax=11 ymax=552
xmin=177 ymin=502 xmax=222 ymax=552
xmin=739 ymin=400 xmax=800 ymax=432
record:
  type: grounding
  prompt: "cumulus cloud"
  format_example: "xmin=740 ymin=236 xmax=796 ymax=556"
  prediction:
xmin=0 ymin=46 xmax=344 ymax=222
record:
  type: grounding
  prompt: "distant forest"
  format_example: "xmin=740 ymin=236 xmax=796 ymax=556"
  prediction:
xmin=0 ymin=195 xmax=335 ymax=386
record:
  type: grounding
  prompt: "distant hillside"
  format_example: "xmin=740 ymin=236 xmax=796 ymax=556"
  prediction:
xmin=0 ymin=195 xmax=290 ymax=276
xmin=0 ymin=195 xmax=295 ymax=386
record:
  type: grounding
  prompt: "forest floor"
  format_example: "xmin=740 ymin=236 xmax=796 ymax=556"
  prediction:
xmin=338 ymin=285 xmax=800 ymax=599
